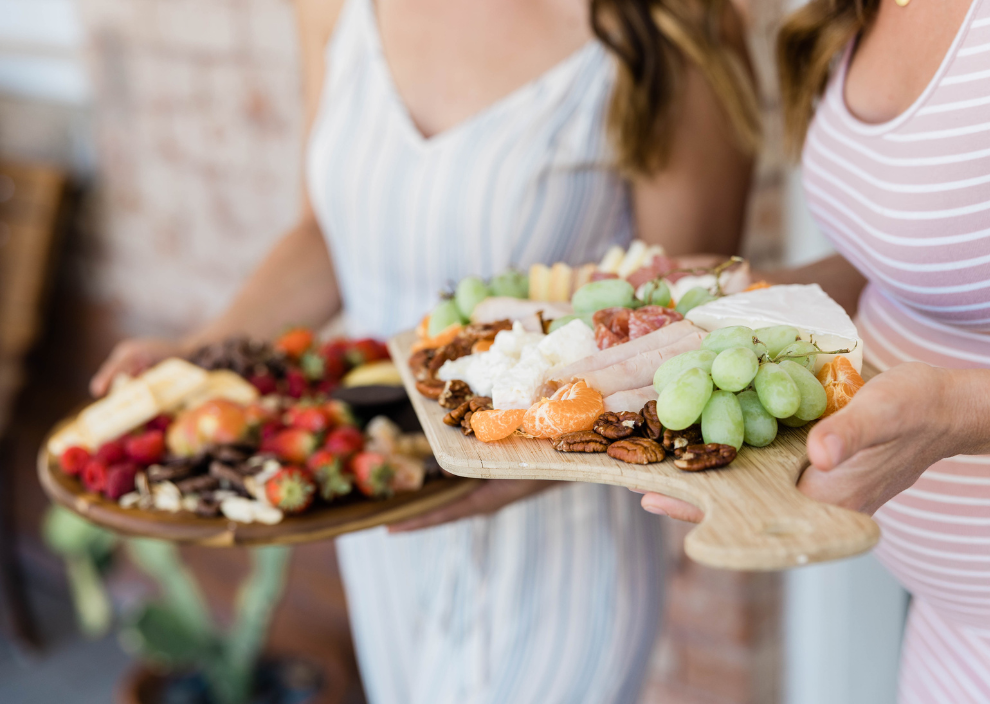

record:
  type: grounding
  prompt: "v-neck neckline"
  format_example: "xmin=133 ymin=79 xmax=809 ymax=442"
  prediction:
xmin=362 ymin=0 xmax=600 ymax=147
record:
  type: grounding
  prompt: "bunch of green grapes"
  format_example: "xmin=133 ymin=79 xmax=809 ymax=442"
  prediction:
xmin=428 ymin=271 xmax=530 ymax=337
xmin=652 ymin=325 xmax=828 ymax=450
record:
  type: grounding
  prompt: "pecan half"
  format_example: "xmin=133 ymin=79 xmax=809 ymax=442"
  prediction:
xmin=552 ymin=431 xmax=611 ymax=453
xmin=662 ymin=425 xmax=704 ymax=457
xmin=673 ymin=443 xmax=737 ymax=471
xmin=641 ymin=401 xmax=662 ymax=441
xmin=607 ymin=437 xmax=665 ymax=464
xmin=438 ymin=379 xmax=474 ymax=409
xmin=463 ymin=320 xmax=512 ymax=343
xmin=461 ymin=411 xmax=475 ymax=436
xmin=408 ymin=349 xmax=436 ymax=381
xmin=469 ymin=396 xmax=493 ymax=412
xmin=594 ymin=411 xmax=643 ymax=440
xmin=443 ymin=399 xmax=473 ymax=426
xmin=415 ymin=378 xmax=445 ymax=400
xmin=428 ymin=339 xmax=474 ymax=376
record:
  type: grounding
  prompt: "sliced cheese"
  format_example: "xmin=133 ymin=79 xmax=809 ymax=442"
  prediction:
xmin=548 ymin=262 xmax=573 ymax=302
xmin=142 ymin=358 xmax=210 ymax=411
xmin=685 ymin=284 xmax=863 ymax=372
xmin=182 ymin=369 xmax=259 ymax=408
xmin=78 ymin=379 xmax=159 ymax=447
xmin=572 ymin=263 xmax=597 ymax=293
xmin=528 ymin=263 xmax=552 ymax=301
xmin=616 ymin=239 xmax=648 ymax=279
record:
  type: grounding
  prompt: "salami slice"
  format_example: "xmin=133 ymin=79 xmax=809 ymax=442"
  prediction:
xmin=628 ymin=306 xmax=682 ymax=340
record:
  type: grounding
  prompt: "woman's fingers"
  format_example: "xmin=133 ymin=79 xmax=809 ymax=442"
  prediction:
xmin=640 ymin=492 xmax=704 ymax=523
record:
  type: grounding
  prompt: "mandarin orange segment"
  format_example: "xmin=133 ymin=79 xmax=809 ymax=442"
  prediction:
xmin=744 ymin=281 xmax=771 ymax=292
xmin=816 ymin=356 xmax=865 ymax=417
xmin=521 ymin=380 xmax=605 ymax=438
xmin=471 ymin=409 xmax=526 ymax=443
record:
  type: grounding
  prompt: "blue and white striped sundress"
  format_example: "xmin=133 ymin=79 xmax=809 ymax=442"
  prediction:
xmin=306 ymin=1 xmax=665 ymax=701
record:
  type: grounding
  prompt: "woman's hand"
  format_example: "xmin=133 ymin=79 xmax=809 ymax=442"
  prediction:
xmin=90 ymin=338 xmax=186 ymax=397
xmin=640 ymin=362 xmax=990 ymax=522
xmin=800 ymin=362 xmax=988 ymax=514
xmin=388 ymin=479 xmax=553 ymax=532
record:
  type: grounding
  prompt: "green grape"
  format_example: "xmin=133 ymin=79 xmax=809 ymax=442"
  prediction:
xmin=778 ymin=360 xmax=828 ymax=421
xmin=736 ymin=389 xmax=778 ymax=447
xmin=656 ymin=367 xmax=714 ymax=431
xmin=653 ymin=349 xmax=717 ymax=394
xmin=572 ymin=279 xmax=636 ymax=314
xmin=701 ymin=390 xmax=745 ymax=450
xmin=455 ymin=277 xmax=491 ymax=319
xmin=753 ymin=363 xmax=801 ymax=419
xmin=701 ymin=326 xmax=766 ymax=359
xmin=779 ymin=415 xmax=809 ymax=428
xmin=428 ymin=299 xmax=464 ymax=337
xmin=710 ymin=347 xmax=759 ymax=392
xmin=490 ymin=270 xmax=529 ymax=298
xmin=640 ymin=280 xmax=672 ymax=307
xmin=548 ymin=313 xmax=594 ymax=333
xmin=755 ymin=325 xmax=800 ymax=359
xmin=776 ymin=341 xmax=820 ymax=370
xmin=674 ymin=286 xmax=716 ymax=315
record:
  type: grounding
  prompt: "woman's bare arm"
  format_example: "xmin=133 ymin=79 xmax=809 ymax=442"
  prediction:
xmin=761 ymin=254 xmax=868 ymax=316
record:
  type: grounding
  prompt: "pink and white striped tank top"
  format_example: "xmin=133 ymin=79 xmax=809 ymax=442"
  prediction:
xmin=803 ymin=0 xmax=990 ymax=700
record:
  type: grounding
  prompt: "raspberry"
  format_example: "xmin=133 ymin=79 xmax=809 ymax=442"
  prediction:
xmin=82 ymin=459 xmax=109 ymax=494
xmin=145 ymin=414 xmax=173 ymax=433
xmin=105 ymin=462 xmax=139 ymax=500
xmin=249 ymin=372 xmax=278 ymax=396
xmin=285 ymin=369 xmax=308 ymax=399
xmin=59 ymin=446 xmax=92 ymax=476
xmin=95 ymin=440 xmax=126 ymax=465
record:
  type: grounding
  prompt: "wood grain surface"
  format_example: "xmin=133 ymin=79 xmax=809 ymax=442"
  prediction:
xmin=390 ymin=329 xmax=881 ymax=571
xmin=38 ymin=429 xmax=480 ymax=547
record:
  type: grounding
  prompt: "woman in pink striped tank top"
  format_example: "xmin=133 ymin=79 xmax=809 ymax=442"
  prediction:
xmin=788 ymin=0 xmax=990 ymax=700
xmin=643 ymin=0 xmax=990 ymax=699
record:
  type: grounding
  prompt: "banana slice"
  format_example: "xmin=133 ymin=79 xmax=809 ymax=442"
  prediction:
xmin=598 ymin=245 xmax=625 ymax=274
xmin=47 ymin=421 xmax=95 ymax=455
xmin=548 ymin=263 xmax=573 ymax=302
xmin=342 ymin=360 xmax=403 ymax=387
xmin=528 ymin=264 xmax=552 ymax=301
xmin=182 ymin=369 xmax=259 ymax=409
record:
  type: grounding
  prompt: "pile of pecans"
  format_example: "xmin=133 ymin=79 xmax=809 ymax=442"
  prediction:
xmin=552 ymin=400 xmax=736 ymax=470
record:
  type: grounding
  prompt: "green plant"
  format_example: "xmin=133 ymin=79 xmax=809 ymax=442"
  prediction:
xmin=43 ymin=506 xmax=291 ymax=704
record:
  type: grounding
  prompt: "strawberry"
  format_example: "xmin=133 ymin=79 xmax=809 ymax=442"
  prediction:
xmin=324 ymin=426 xmax=364 ymax=458
xmin=124 ymin=430 xmax=165 ymax=466
xmin=314 ymin=378 xmax=339 ymax=398
xmin=323 ymin=399 xmax=356 ymax=428
xmin=284 ymin=405 xmax=330 ymax=434
xmin=105 ymin=462 xmax=139 ymax=500
xmin=348 ymin=452 xmax=394 ymax=498
xmin=245 ymin=401 xmax=278 ymax=427
xmin=145 ymin=414 xmax=173 ymax=433
xmin=284 ymin=369 xmax=308 ymax=399
xmin=320 ymin=343 xmax=350 ymax=381
xmin=346 ymin=338 xmax=390 ymax=367
xmin=307 ymin=450 xmax=353 ymax=500
xmin=248 ymin=372 xmax=278 ymax=396
xmin=275 ymin=328 xmax=314 ymax=359
xmin=265 ymin=466 xmax=316 ymax=514
xmin=95 ymin=440 xmax=126 ymax=465
xmin=260 ymin=428 xmax=319 ymax=464
xmin=82 ymin=459 xmax=109 ymax=494
xmin=59 ymin=446 xmax=91 ymax=476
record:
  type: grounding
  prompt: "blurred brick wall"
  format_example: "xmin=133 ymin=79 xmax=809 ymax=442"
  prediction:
xmin=76 ymin=0 xmax=302 ymax=336
xmin=73 ymin=1 xmax=790 ymax=703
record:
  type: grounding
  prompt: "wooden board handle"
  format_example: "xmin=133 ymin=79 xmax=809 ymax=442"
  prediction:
xmin=626 ymin=461 xmax=880 ymax=571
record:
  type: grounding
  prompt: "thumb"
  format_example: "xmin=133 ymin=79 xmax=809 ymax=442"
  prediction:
xmin=807 ymin=403 xmax=876 ymax=471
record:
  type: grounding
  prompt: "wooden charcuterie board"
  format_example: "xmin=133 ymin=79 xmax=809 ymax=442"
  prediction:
xmin=389 ymin=329 xmax=880 ymax=571
xmin=38 ymin=421 xmax=480 ymax=547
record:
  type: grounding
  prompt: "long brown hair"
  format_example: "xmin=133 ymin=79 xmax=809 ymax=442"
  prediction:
xmin=777 ymin=0 xmax=879 ymax=156
xmin=591 ymin=0 xmax=761 ymax=175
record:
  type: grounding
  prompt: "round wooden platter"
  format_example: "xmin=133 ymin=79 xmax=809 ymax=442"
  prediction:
xmin=38 ymin=435 xmax=481 ymax=548
xmin=390 ymin=329 xmax=881 ymax=571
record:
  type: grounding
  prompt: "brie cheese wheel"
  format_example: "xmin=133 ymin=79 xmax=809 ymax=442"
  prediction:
xmin=685 ymin=284 xmax=863 ymax=372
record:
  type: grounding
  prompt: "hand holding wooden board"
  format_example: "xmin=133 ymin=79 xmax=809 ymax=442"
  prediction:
xmin=390 ymin=329 xmax=880 ymax=571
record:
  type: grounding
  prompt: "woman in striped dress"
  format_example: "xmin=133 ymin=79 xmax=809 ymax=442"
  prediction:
xmin=644 ymin=0 xmax=990 ymax=700
xmin=93 ymin=0 xmax=759 ymax=701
